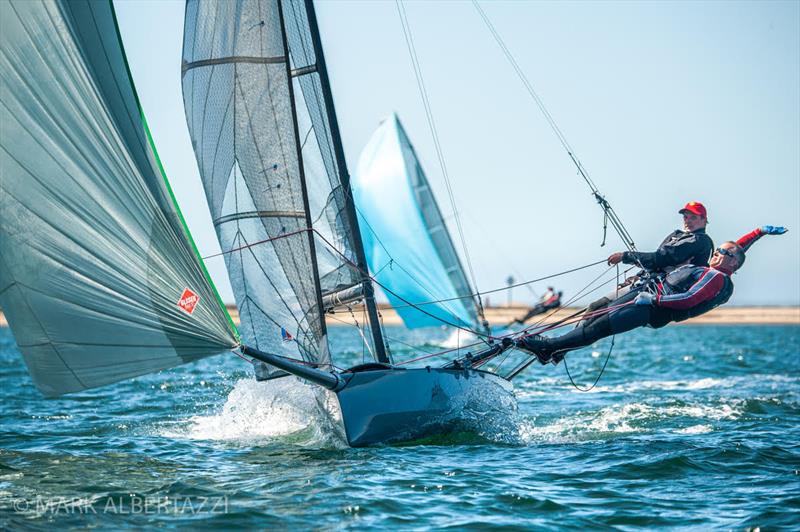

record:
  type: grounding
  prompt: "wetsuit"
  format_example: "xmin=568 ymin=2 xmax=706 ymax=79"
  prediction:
xmin=585 ymin=227 xmax=715 ymax=318
xmin=622 ymin=227 xmax=714 ymax=274
xmin=520 ymin=264 xmax=733 ymax=360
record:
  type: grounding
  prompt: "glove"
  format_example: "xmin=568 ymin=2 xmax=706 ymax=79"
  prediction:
xmin=634 ymin=292 xmax=655 ymax=306
xmin=761 ymin=225 xmax=788 ymax=235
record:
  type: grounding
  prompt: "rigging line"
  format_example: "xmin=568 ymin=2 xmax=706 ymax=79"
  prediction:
xmin=520 ymin=266 xmax=615 ymax=333
xmin=467 ymin=265 xmax=632 ymax=374
xmin=397 ymin=337 xmax=487 ymax=366
xmin=391 ymin=259 xmax=607 ymax=310
xmin=313 ymin=228 xmax=489 ymax=341
xmin=325 ymin=311 xmax=375 ymax=362
xmin=315 ymin=226 xmax=611 ymax=346
xmin=505 ymin=304 xmax=630 ymax=381
xmin=397 ymin=297 xmax=626 ymax=369
xmin=563 ymin=263 xmax=621 ymax=391
xmin=563 ymin=336 xmax=614 ymax=391
xmin=353 ymin=203 xmax=481 ymax=325
xmin=382 ymin=335 xmax=440 ymax=357
xmin=395 ymin=0 xmax=487 ymax=321
xmin=200 ymin=227 xmax=311 ymax=260
xmin=519 ymin=264 xmax=635 ymax=333
xmin=471 ymin=0 xmax=637 ymax=252
xmin=505 ymin=266 xmax=622 ymax=378
xmin=517 ymin=271 xmax=618 ymax=339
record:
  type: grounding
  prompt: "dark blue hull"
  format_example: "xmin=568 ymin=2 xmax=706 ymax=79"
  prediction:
xmin=335 ymin=367 xmax=515 ymax=447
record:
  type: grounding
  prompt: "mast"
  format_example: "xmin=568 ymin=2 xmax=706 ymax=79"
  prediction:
xmin=301 ymin=0 xmax=390 ymax=364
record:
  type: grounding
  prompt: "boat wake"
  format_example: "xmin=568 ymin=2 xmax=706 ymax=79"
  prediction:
xmin=162 ymin=377 xmax=347 ymax=448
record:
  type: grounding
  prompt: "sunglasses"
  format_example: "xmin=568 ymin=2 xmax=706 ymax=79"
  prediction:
xmin=715 ymin=247 xmax=736 ymax=258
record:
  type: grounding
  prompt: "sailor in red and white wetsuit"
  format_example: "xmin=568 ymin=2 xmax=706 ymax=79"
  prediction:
xmin=516 ymin=226 xmax=787 ymax=364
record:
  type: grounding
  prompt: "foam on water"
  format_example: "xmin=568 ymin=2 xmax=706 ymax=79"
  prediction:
xmin=675 ymin=424 xmax=713 ymax=434
xmin=518 ymin=399 xmax=745 ymax=443
xmin=546 ymin=373 xmax=800 ymax=395
xmin=161 ymin=377 xmax=347 ymax=447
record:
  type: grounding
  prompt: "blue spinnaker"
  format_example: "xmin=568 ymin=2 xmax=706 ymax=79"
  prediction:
xmin=353 ymin=114 xmax=478 ymax=329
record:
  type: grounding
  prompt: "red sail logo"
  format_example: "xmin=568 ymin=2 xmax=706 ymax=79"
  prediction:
xmin=177 ymin=288 xmax=200 ymax=315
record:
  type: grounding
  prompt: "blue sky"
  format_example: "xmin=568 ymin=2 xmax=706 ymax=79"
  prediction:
xmin=116 ymin=0 xmax=799 ymax=306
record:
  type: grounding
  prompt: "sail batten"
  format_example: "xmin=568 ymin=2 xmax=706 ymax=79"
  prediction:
xmin=182 ymin=55 xmax=287 ymax=74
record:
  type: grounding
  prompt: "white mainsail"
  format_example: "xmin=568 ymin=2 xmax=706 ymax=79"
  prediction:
xmin=181 ymin=0 xmax=388 ymax=366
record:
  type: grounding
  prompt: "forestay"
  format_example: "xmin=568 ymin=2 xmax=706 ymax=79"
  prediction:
xmin=353 ymin=114 xmax=480 ymax=329
xmin=181 ymin=0 xmax=368 ymax=366
xmin=0 ymin=0 xmax=238 ymax=397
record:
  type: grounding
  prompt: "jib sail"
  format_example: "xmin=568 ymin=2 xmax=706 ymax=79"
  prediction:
xmin=0 ymin=0 xmax=239 ymax=396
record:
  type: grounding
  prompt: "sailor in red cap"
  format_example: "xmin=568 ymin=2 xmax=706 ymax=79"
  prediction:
xmin=584 ymin=201 xmax=715 ymax=323
xmin=516 ymin=225 xmax=787 ymax=364
xmin=608 ymin=201 xmax=714 ymax=274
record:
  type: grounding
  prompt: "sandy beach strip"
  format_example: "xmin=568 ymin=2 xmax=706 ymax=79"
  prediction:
xmin=250 ymin=305 xmax=799 ymax=327
xmin=1 ymin=306 xmax=797 ymax=329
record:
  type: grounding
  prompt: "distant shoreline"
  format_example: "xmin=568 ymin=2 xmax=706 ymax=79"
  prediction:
xmin=1 ymin=306 xmax=798 ymax=329
xmin=325 ymin=305 xmax=800 ymax=327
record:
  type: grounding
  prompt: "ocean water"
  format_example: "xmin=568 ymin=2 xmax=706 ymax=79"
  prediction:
xmin=1 ymin=324 xmax=798 ymax=529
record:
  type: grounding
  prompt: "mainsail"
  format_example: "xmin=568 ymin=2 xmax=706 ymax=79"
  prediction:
xmin=181 ymin=0 xmax=387 ymax=365
xmin=0 ymin=0 xmax=238 ymax=396
xmin=353 ymin=114 xmax=481 ymax=330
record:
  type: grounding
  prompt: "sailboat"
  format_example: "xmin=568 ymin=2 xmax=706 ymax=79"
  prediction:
xmin=351 ymin=113 xmax=489 ymax=341
xmin=0 ymin=0 xmax=520 ymax=447
xmin=179 ymin=0 xmax=519 ymax=446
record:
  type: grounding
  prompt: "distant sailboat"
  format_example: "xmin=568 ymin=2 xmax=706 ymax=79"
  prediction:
xmin=352 ymin=114 xmax=488 ymax=341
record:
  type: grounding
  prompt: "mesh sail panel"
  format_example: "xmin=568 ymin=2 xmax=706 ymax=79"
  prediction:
xmin=353 ymin=114 xmax=478 ymax=329
xmin=281 ymin=1 xmax=362 ymax=297
xmin=0 ymin=0 xmax=238 ymax=397
xmin=182 ymin=0 xmax=362 ymax=364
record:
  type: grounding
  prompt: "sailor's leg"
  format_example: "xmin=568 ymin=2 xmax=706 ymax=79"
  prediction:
xmin=549 ymin=304 xmax=651 ymax=356
xmin=582 ymin=284 xmax=634 ymax=326
xmin=519 ymin=290 xmax=649 ymax=362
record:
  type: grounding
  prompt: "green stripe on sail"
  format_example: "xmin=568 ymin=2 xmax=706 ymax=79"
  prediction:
xmin=140 ymin=113 xmax=240 ymax=340
xmin=108 ymin=0 xmax=239 ymax=341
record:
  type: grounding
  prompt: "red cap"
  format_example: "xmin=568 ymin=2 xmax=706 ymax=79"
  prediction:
xmin=679 ymin=201 xmax=707 ymax=218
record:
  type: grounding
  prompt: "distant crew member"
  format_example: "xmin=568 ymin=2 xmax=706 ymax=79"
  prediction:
xmin=516 ymin=226 xmax=787 ymax=364
xmin=512 ymin=286 xmax=563 ymax=325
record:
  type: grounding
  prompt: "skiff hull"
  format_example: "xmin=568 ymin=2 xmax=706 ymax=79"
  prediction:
xmin=335 ymin=367 xmax=514 ymax=447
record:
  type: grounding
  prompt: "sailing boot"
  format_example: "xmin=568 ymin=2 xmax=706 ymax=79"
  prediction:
xmin=515 ymin=335 xmax=555 ymax=365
